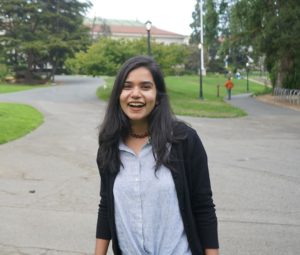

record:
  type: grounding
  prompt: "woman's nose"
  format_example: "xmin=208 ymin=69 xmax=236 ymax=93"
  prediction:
xmin=131 ymin=87 xmax=141 ymax=97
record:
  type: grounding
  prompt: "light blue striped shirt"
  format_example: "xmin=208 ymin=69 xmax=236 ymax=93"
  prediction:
xmin=113 ymin=140 xmax=192 ymax=255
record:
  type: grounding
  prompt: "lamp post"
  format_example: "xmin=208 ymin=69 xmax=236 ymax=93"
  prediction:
xmin=246 ymin=62 xmax=249 ymax=92
xmin=145 ymin=20 xmax=152 ymax=56
xmin=198 ymin=43 xmax=203 ymax=99
xmin=199 ymin=0 xmax=206 ymax=75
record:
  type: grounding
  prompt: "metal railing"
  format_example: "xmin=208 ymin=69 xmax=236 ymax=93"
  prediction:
xmin=273 ymin=87 xmax=300 ymax=105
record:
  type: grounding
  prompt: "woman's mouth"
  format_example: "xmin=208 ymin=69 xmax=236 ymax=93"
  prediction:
xmin=128 ymin=102 xmax=145 ymax=108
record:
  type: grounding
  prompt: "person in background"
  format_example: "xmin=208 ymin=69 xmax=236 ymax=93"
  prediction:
xmin=224 ymin=77 xmax=234 ymax=100
xmin=95 ymin=55 xmax=219 ymax=255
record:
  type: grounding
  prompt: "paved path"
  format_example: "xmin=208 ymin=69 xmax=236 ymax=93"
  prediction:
xmin=0 ymin=76 xmax=106 ymax=254
xmin=0 ymin=76 xmax=299 ymax=255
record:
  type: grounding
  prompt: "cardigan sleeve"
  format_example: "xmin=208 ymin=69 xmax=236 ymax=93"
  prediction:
xmin=96 ymin=154 xmax=112 ymax=239
xmin=186 ymin=129 xmax=219 ymax=249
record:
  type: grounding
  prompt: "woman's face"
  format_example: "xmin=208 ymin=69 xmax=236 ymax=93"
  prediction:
xmin=119 ymin=67 xmax=157 ymax=126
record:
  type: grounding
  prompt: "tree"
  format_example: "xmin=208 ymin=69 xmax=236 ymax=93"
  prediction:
xmin=218 ymin=0 xmax=230 ymax=38
xmin=204 ymin=0 xmax=219 ymax=58
xmin=204 ymin=0 xmax=222 ymax=72
xmin=222 ymin=0 xmax=252 ymax=70
xmin=0 ymin=0 xmax=91 ymax=83
xmin=65 ymin=38 xmax=189 ymax=76
xmin=227 ymin=0 xmax=300 ymax=89
xmin=184 ymin=44 xmax=201 ymax=74
xmin=190 ymin=0 xmax=223 ymax=72
xmin=153 ymin=42 xmax=189 ymax=75
xmin=190 ymin=0 xmax=201 ymax=45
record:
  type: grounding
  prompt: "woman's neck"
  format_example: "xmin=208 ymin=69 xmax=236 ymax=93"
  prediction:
xmin=130 ymin=121 xmax=148 ymax=135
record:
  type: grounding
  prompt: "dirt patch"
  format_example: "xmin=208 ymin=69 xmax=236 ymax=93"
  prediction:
xmin=256 ymin=94 xmax=300 ymax=112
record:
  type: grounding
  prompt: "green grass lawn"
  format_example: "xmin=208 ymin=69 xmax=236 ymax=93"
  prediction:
xmin=0 ymin=83 xmax=48 ymax=94
xmin=97 ymin=74 xmax=272 ymax=118
xmin=0 ymin=103 xmax=44 ymax=144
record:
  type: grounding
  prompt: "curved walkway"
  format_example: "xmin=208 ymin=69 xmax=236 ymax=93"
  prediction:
xmin=0 ymin=76 xmax=299 ymax=255
xmin=228 ymin=93 xmax=300 ymax=116
xmin=0 ymin=76 xmax=107 ymax=254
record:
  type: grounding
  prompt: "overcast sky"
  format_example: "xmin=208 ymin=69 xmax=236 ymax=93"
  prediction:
xmin=85 ymin=0 xmax=196 ymax=35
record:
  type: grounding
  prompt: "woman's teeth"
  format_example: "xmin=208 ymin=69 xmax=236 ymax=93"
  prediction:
xmin=129 ymin=103 xmax=144 ymax=108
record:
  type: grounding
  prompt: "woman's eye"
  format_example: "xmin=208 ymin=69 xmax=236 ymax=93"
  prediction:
xmin=141 ymin=84 xmax=151 ymax=90
xmin=123 ymin=84 xmax=132 ymax=90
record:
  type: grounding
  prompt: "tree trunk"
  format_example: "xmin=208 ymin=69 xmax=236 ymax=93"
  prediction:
xmin=25 ymin=51 xmax=34 ymax=82
xmin=276 ymin=55 xmax=294 ymax=88
xmin=50 ymin=57 xmax=58 ymax=83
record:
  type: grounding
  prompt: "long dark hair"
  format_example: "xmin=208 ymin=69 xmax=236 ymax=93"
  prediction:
xmin=97 ymin=55 xmax=184 ymax=174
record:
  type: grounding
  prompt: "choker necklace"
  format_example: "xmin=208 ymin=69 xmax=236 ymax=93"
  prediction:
xmin=130 ymin=131 xmax=149 ymax=139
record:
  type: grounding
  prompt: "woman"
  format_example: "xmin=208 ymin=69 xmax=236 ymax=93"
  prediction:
xmin=95 ymin=56 xmax=219 ymax=255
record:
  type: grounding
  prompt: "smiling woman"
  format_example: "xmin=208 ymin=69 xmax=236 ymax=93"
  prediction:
xmin=119 ymin=67 xmax=157 ymax=129
xmin=0 ymin=103 xmax=44 ymax=144
xmin=95 ymin=56 xmax=219 ymax=255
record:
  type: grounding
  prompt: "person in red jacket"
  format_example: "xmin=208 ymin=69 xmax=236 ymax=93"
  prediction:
xmin=224 ymin=77 xmax=234 ymax=100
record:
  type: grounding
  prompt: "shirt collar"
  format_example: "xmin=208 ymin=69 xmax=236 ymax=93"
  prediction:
xmin=118 ymin=138 xmax=152 ymax=154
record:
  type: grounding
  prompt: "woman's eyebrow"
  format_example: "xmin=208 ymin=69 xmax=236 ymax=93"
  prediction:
xmin=124 ymin=80 xmax=153 ymax=85
xmin=140 ymin=81 xmax=154 ymax=85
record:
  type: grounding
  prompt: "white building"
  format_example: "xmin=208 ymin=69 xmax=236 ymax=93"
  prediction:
xmin=84 ymin=18 xmax=189 ymax=45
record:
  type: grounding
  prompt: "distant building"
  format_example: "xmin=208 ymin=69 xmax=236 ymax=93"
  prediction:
xmin=84 ymin=18 xmax=189 ymax=45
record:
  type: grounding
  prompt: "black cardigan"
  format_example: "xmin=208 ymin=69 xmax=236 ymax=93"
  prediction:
xmin=96 ymin=125 xmax=219 ymax=254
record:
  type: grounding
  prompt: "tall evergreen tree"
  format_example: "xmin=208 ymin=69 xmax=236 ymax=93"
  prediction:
xmin=0 ymin=0 xmax=91 ymax=82
xmin=190 ymin=0 xmax=219 ymax=46
xmin=204 ymin=0 xmax=220 ymax=71
xmin=225 ymin=0 xmax=252 ymax=70
xmin=190 ymin=0 xmax=221 ymax=72
xmin=204 ymin=0 xmax=219 ymax=48
xmin=190 ymin=0 xmax=201 ymax=45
